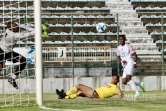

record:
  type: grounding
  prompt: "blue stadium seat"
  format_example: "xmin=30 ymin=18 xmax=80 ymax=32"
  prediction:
xmin=44 ymin=41 xmax=54 ymax=44
xmin=0 ymin=7 xmax=8 ymax=10
xmin=55 ymin=23 xmax=64 ymax=27
xmin=64 ymin=23 xmax=72 ymax=27
xmin=74 ymin=40 xmax=82 ymax=44
xmin=16 ymin=41 xmax=25 ymax=45
xmin=101 ymin=40 xmax=111 ymax=44
xmin=27 ymin=6 xmax=34 ymax=10
xmin=55 ymin=41 xmax=63 ymax=44
xmin=96 ymin=15 xmax=105 ymax=18
xmin=0 ymin=23 xmax=6 ymax=27
xmin=64 ymin=41 xmax=72 ymax=44
xmin=91 ymin=6 xmax=100 ymax=10
xmin=145 ymin=23 xmax=155 ymax=26
xmin=60 ymin=15 xmax=70 ymax=18
xmin=73 ymin=7 xmax=82 ymax=10
xmin=26 ymin=41 xmax=34 ymax=45
xmin=60 ymin=32 xmax=70 ymax=35
xmin=151 ymin=31 xmax=166 ymax=35
xmin=155 ymin=40 xmax=166 ymax=44
xmin=82 ymin=6 xmax=91 ymax=10
xmin=72 ymin=32 xmax=79 ymax=35
xmin=83 ymin=23 xmax=92 ymax=27
xmin=87 ymin=15 xmax=96 ymax=18
xmin=83 ymin=40 xmax=92 ymax=44
xmin=64 ymin=7 xmax=73 ymax=10
xmin=110 ymin=40 xmax=118 ymax=44
xmin=88 ymin=32 xmax=96 ymax=35
xmin=46 ymin=7 xmax=54 ymax=10
xmin=106 ymin=32 xmax=116 ymax=35
xmin=51 ymin=15 xmax=59 ymax=18
xmin=92 ymin=40 xmax=101 ymax=44
xmin=78 ymin=32 xmax=87 ymax=36
xmin=105 ymin=15 xmax=114 ymax=18
xmin=49 ymin=32 xmax=59 ymax=36
xmin=55 ymin=7 xmax=64 ymax=10
xmin=18 ymin=7 xmax=26 ymax=10
xmin=100 ymin=7 xmax=110 ymax=10
xmin=8 ymin=7 xmax=17 ymax=10
xmin=73 ymin=23 xmax=82 ymax=27
xmin=78 ymin=15 xmax=87 ymax=18
xmin=160 ymin=49 xmax=166 ymax=52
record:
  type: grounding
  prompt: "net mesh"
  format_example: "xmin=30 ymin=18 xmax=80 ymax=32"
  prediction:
xmin=0 ymin=0 xmax=36 ymax=107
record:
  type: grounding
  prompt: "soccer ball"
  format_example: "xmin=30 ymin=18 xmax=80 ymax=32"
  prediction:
xmin=96 ymin=22 xmax=107 ymax=33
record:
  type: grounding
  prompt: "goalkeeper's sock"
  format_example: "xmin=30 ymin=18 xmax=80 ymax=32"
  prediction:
xmin=65 ymin=94 xmax=77 ymax=99
xmin=66 ymin=87 xmax=77 ymax=96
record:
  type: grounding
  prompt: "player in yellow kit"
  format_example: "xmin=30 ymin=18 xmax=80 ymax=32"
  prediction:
xmin=56 ymin=75 xmax=124 ymax=99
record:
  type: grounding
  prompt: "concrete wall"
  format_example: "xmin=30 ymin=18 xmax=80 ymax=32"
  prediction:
xmin=0 ymin=76 xmax=165 ymax=94
xmin=43 ymin=67 xmax=112 ymax=77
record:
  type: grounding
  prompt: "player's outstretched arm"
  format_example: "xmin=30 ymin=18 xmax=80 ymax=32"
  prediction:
xmin=15 ymin=22 xmax=35 ymax=32
xmin=118 ymin=92 xmax=124 ymax=98
xmin=116 ymin=86 xmax=124 ymax=98
xmin=12 ymin=31 xmax=35 ymax=39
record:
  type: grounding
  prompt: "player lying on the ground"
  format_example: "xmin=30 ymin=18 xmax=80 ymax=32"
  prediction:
xmin=56 ymin=75 xmax=124 ymax=99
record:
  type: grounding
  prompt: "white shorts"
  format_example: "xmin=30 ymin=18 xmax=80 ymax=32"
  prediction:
xmin=122 ymin=63 xmax=135 ymax=78
xmin=13 ymin=47 xmax=35 ymax=64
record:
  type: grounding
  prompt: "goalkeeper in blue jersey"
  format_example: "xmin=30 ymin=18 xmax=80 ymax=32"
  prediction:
xmin=0 ymin=22 xmax=35 ymax=89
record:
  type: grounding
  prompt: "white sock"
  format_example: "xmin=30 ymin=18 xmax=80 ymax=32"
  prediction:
xmin=128 ymin=80 xmax=140 ymax=94
xmin=134 ymin=82 xmax=140 ymax=86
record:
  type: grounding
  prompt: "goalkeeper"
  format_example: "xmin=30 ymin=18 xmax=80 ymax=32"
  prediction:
xmin=0 ymin=22 xmax=35 ymax=89
xmin=56 ymin=75 xmax=124 ymax=99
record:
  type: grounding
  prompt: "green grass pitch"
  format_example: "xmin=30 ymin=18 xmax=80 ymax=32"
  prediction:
xmin=0 ymin=91 xmax=165 ymax=111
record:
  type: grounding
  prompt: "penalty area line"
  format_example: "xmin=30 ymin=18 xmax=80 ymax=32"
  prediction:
xmin=39 ymin=106 xmax=81 ymax=111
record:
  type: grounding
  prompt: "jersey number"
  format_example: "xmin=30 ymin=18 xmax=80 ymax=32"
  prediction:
xmin=120 ymin=52 xmax=125 ymax=57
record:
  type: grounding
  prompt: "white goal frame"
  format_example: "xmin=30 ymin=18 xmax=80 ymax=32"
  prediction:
xmin=34 ymin=0 xmax=43 ymax=106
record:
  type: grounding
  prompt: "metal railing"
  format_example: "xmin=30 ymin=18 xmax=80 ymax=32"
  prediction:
xmin=42 ymin=46 xmax=116 ymax=63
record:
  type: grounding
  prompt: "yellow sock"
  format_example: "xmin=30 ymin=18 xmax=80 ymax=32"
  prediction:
xmin=65 ymin=94 xmax=77 ymax=99
xmin=66 ymin=87 xmax=77 ymax=96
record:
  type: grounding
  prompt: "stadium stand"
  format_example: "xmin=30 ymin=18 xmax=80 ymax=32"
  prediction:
xmin=106 ymin=0 xmax=166 ymax=75
xmin=0 ymin=0 xmax=165 ymax=75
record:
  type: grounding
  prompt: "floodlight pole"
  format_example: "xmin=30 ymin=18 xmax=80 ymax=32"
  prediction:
xmin=35 ymin=0 xmax=43 ymax=106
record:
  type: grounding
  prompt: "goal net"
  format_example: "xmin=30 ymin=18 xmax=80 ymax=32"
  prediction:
xmin=0 ymin=0 xmax=37 ymax=107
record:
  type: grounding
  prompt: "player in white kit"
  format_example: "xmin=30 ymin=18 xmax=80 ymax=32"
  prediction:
xmin=116 ymin=35 xmax=145 ymax=97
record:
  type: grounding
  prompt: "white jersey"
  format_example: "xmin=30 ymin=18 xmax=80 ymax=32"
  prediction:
xmin=116 ymin=44 xmax=135 ymax=63
xmin=0 ymin=24 xmax=35 ymax=53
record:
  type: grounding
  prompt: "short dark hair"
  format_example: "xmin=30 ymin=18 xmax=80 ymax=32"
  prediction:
xmin=6 ymin=22 xmax=15 ymax=30
xmin=119 ymin=35 xmax=126 ymax=41
xmin=112 ymin=75 xmax=119 ymax=80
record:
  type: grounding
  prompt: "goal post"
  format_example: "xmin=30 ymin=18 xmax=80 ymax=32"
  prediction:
xmin=34 ymin=0 xmax=43 ymax=106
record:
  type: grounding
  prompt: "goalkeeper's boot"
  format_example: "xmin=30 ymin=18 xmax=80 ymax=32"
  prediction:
xmin=42 ymin=23 xmax=49 ymax=31
xmin=8 ymin=77 xmax=18 ymax=89
xmin=42 ymin=23 xmax=49 ymax=38
xmin=140 ymin=82 xmax=145 ymax=92
xmin=42 ymin=31 xmax=49 ymax=38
